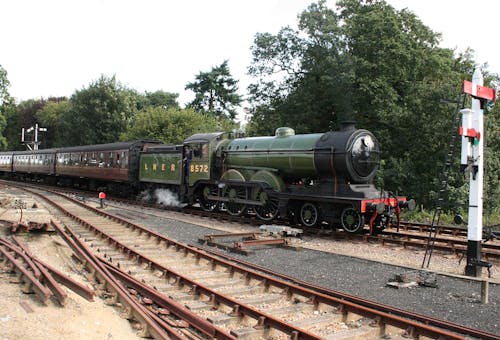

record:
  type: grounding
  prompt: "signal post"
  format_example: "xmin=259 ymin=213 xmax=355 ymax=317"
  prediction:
xmin=460 ymin=67 xmax=496 ymax=277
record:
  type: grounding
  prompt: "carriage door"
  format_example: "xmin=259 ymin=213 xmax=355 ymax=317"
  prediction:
xmin=186 ymin=142 xmax=210 ymax=186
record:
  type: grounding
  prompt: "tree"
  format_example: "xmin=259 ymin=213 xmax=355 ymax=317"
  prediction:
xmin=3 ymin=97 xmax=67 ymax=150
xmin=247 ymin=1 xmax=353 ymax=135
xmin=120 ymin=107 xmax=237 ymax=144
xmin=0 ymin=65 xmax=13 ymax=149
xmin=66 ymin=75 xmax=140 ymax=146
xmin=142 ymin=90 xmax=179 ymax=109
xmin=246 ymin=0 xmax=492 ymax=210
xmin=134 ymin=90 xmax=180 ymax=111
xmin=185 ymin=60 xmax=242 ymax=120
xmin=36 ymin=99 xmax=71 ymax=148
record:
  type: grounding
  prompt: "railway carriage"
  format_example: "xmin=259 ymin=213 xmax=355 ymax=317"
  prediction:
xmin=0 ymin=152 xmax=14 ymax=174
xmin=12 ymin=149 xmax=57 ymax=181
xmin=55 ymin=140 xmax=158 ymax=193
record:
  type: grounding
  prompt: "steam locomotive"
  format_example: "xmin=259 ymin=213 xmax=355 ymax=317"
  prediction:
xmin=0 ymin=122 xmax=414 ymax=233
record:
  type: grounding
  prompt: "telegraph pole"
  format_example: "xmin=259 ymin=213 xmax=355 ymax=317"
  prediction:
xmin=460 ymin=67 xmax=496 ymax=277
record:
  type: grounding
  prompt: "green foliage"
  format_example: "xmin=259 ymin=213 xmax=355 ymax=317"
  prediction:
xmin=139 ymin=90 xmax=179 ymax=110
xmin=185 ymin=60 xmax=242 ymax=120
xmin=247 ymin=1 xmax=352 ymax=134
xmin=3 ymin=97 xmax=67 ymax=150
xmin=35 ymin=99 xmax=71 ymax=148
xmin=66 ymin=75 xmax=141 ymax=146
xmin=120 ymin=107 xmax=237 ymax=144
xmin=246 ymin=0 xmax=499 ymax=212
xmin=0 ymin=65 xmax=13 ymax=149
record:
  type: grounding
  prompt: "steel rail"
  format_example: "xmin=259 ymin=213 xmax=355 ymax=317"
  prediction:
xmin=394 ymin=221 xmax=468 ymax=237
xmin=15 ymin=186 xmax=323 ymax=338
xmin=23 ymin=186 xmax=471 ymax=340
xmin=49 ymin=220 xmax=176 ymax=340
xmin=0 ymin=237 xmax=42 ymax=279
xmin=32 ymin=255 xmax=68 ymax=306
xmin=0 ymin=245 xmax=52 ymax=304
xmin=194 ymin=244 xmax=500 ymax=340
xmin=99 ymin=257 xmax=237 ymax=340
xmin=10 ymin=236 xmax=95 ymax=302
xmin=330 ymin=230 xmax=500 ymax=262
xmin=48 ymin=217 xmax=324 ymax=339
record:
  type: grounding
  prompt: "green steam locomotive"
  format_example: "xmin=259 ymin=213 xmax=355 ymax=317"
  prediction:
xmin=140 ymin=122 xmax=414 ymax=233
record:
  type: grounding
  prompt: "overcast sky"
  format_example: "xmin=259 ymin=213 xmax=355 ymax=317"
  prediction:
xmin=1 ymin=0 xmax=498 ymax=122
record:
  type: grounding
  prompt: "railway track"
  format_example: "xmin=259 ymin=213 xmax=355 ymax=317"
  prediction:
xmin=2 ymin=179 xmax=498 ymax=264
xmin=6 ymin=184 xmax=498 ymax=339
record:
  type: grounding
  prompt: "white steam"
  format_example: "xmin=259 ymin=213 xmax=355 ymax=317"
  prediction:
xmin=138 ymin=190 xmax=152 ymax=202
xmin=154 ymin=189 xmax=180 ymax=207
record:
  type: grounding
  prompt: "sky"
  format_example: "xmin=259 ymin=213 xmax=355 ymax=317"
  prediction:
xmin=1 ymin=0 xmax=499 ymax=123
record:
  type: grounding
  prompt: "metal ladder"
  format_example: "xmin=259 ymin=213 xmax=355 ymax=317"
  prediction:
xmin=421 ymin=91 xmax=466 ymax=268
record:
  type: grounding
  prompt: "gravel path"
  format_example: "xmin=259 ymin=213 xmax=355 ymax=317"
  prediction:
xmin=116 ymin=206 xmax=499 ymax=336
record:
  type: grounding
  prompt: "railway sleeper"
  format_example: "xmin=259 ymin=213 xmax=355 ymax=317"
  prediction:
xmin=202 ymin=278 xmax=244 ymax=289
xmin=158 ymin=258 xmax=223 ymax=275
xmin=148 ymin=281 xmax=173 ymax=291
xmin=324 ymin=317 xmax=392 ymax=339
xmin=184 ymin=300 xmax=215 ymax=311
xmin=125 ymin=245 xmax=165 ymax=253
xmin=239 ymin=293 xmax=283 ymax=306
xmin=229 ymin=325 xmax=272 ymax=340
xmin=216 ymin=284 xmax=265 ymax=296
xmin=184 ymin=270 xmax=231 ymax=281
xmin=93 ymin=245 xmax=128 ymax=260
xmin=263 ymin=302 xmax=335 ymax=318
xmin=113 ymin=236 xmax=156 ymax=244
xmin=295 ymin=313 xmax=343 ymax=331
xmin=104 ymin=253 xmax=134 ymax=262
xmin=116 ymin=265 xmax=156 ymax=277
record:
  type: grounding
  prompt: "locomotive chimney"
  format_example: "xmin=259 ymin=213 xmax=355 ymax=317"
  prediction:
xmin=340 ymin=121 xmax=356 ymax=131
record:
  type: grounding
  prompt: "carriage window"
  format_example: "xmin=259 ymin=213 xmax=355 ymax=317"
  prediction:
xmin=90 ymin=153 xmax=97 ymax=167
xmin=115 ymin=153 xmax=120 ymax=168
xmin=58 ymin=154 xmax=66 ymax=165
xmin=107 ymin=152 xmax=114 ymax=168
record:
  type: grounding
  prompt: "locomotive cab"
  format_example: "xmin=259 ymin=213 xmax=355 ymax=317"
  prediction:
xmin=184 ymin=141 xmax=210 ymax=186
xmin=183 ymin=132 xmax=231 ymax=210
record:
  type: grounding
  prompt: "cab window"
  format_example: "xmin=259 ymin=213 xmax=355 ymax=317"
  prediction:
xmin=190 ymin=143 xmax=209 ymax=159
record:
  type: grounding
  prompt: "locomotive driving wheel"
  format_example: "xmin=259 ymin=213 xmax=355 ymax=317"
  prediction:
xmin=299 ymin=202 xmax=319 ymax=227
xmin=223 ymin=185 xmax=247 ymax=216
xmin=198 ymin=185 xmax=218 ymax=212
xmin=252 ymin=187 xmax=279 ymax=221
xmin=341 ymin=207 xmax=364 ymax=233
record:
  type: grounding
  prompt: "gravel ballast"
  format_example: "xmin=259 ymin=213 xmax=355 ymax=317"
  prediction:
xmin=129 ymin=209 xmax=499 ymax=336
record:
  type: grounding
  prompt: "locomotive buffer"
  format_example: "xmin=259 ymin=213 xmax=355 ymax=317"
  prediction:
xmin=460 ymin=67 xmax=496 ymax=277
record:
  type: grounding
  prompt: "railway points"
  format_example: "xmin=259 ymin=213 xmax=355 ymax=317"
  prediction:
xmin=0 ymin=182 xmax=498 ymax=339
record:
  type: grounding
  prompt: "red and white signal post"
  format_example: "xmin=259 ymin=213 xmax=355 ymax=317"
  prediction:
xmin=460 ymin=67 xmax=496 ymax=277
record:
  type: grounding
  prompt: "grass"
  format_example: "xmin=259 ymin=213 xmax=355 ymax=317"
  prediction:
xmin=401 ymin=207 xmax=500 ymax=229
